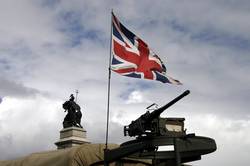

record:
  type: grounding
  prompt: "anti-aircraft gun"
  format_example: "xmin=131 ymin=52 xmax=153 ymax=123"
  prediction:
xmin=104 ymin=90 xmax=216 ymax=166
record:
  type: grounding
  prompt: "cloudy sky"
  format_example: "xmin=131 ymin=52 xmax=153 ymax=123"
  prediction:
xmin=0 ymin=0 xmax=250 ymax=165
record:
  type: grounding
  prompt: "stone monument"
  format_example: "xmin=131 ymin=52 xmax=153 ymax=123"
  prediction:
xmin=55 ymin=94 xmax=90 ymax=149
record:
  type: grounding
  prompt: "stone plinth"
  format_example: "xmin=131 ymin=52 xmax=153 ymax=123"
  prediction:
xmin=55 ymin=127 xmax=90 ymax=149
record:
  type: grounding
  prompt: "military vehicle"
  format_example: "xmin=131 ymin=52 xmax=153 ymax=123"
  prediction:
xmin=104 ymin=90 xmax=217 ymax=166
xmin=0 ymin=90 xmax=216 ymax=166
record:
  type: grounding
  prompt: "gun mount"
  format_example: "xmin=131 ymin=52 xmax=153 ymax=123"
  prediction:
xmin=124 ymin=90 xmax=190 ymax=137
xmin=104 ymin=90 xmax=217 ymax=166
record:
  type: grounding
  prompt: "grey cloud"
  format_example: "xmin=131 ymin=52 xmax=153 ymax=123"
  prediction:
xmin=0 ymin=1 xmax=64 ymax=47
xmin=0 ymin=78 xmax=39 ymax=98
xmin=113 ymin=0 xmax=250 ymax=51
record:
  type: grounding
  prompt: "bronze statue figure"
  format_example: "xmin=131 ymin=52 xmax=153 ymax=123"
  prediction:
xmin=62 ymin=94 xmax=82 ymax=128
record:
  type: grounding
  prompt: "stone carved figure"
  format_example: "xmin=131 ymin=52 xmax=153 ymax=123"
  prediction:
xmin=62 ymin=94 xmax=82 ymax=128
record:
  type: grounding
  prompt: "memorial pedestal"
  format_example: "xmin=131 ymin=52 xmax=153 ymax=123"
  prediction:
xmin=55 ymin=127 xmax=90 ymax=149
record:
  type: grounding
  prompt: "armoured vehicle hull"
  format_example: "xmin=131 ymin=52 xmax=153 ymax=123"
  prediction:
xmin=121 ymin=135 xmax=216 ymax=163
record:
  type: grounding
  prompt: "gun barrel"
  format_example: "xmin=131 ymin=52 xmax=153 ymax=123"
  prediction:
xmin=149 ymin=90 xmax=190 ymax=120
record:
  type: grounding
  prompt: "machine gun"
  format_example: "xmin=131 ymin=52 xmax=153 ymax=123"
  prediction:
xmin=124 ymin=90 xmax=190 ymax=137
xmin=104 ymin=90 xmax=216 ymax=166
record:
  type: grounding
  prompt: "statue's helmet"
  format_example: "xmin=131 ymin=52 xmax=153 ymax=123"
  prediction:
xmin=70 ymin=94 xmax=75 ymax=101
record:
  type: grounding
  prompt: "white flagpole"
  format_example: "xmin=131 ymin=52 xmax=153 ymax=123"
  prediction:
xmin=105 ymin=9 xmax=113 ymax=152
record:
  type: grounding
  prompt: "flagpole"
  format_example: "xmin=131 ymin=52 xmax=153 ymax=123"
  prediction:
xmin=105 ymin=9 xmax=113 ymax=152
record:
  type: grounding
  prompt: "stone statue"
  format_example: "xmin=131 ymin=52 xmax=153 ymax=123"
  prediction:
xmin=62 ymin=94 xmax=82 ymax=128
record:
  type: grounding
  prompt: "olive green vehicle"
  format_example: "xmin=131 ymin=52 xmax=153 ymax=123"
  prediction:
xmin=0 ymin=144 xmax=152 ymax=166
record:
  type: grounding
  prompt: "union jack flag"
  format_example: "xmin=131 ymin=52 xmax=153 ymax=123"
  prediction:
xmin=111 ymin=13 xmax=181 ymax=85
